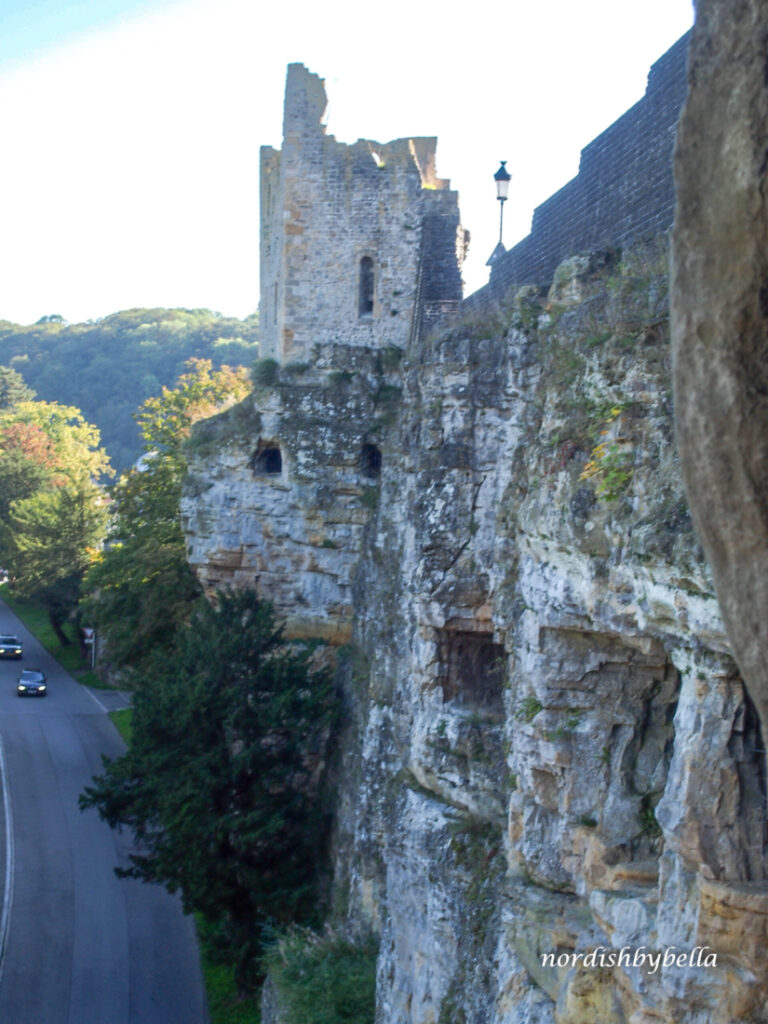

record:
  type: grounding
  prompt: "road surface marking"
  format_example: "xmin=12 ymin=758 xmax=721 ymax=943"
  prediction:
xmin=0 ymin=732 xmax=14 ymax=978
xmin=84 ymin=686 xmax=110 ymax=713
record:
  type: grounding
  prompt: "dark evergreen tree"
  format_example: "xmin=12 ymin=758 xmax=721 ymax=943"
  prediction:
xmin=0 ymin=365 xmax=35 ymax=408
xmin=80 ymin=588 xmax=339 ymax=992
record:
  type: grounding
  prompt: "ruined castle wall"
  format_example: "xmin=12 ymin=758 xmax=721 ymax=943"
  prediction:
xmin=464 ymin=31 xmax=690 ymax=316
xmin=259 ymin=64 xmax=465 ymax=363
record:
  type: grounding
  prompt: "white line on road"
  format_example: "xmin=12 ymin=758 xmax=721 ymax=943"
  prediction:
xmin=0 ymin=731 xmax=14 ymax=979
xmin=83 ymin=686 xmax=110 ymax=713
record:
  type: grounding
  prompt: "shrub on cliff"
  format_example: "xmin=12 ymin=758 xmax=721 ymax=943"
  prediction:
xmin=80 ymin=587 xmax=340 ymax=993
xmin=264 ymin=927 xmax=377 ymax=1024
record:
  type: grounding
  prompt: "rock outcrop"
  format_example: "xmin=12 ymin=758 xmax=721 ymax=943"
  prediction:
xmin=671 ymin=0 xmax=768 ymax=742
xmin=183 ymin=240 xmax=768 ymax=1022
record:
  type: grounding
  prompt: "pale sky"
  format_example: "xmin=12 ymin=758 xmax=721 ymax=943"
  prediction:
xmin=0 ymin=0 xmax=694 ymax=326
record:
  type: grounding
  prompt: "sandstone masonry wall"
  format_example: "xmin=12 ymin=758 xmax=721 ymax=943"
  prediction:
xmin=259 ymin=65 xmax=466 ymax=363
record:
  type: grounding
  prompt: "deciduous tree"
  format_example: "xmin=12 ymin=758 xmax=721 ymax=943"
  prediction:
xmin=81 ymin=359 xmax=250 ymax=670
xmin=0 ymin=399 xmax=111 ymax=638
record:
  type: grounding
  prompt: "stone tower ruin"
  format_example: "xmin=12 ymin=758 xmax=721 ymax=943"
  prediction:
xmin=259 ymin=64 xmax=468 ymax=362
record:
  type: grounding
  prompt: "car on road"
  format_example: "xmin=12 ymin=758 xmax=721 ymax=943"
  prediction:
xmin=0 ymin=634 xmax=23 ymax=659
xmin=17 ymin=669 xmax=47 ymax=697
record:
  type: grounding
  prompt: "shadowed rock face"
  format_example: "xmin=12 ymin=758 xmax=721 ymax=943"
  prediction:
xmin=671 ymin=0 xmax=768 ymax=740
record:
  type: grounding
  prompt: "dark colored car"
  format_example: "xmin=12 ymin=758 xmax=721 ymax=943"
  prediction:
xmin=0 ymin=635 xmax=23 ymax=659
xmin=17 ymin=669 xmax=46 ymax=697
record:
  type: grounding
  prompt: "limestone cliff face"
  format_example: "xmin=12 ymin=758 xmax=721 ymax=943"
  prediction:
xmin=672 ymin=0 xmax=768 ymax=744
xmin=182 ymin=244 xmax=767 ymax=1023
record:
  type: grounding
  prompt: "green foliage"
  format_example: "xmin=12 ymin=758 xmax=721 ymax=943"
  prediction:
xmin=373 ymin=383 xmax=402 ymax=407
xmin=515 ymin=696 xmax=543 ymax=723
xmin=4 ymin=486 xmax=107 ymax=641
xmin=326 ymin=370 xmax=354 ymax=388
xmin=82 ymin=359 xmax=250 ymax=673
xmin=379 ymin=345 xmax=403 ymax=371
xmin=200 ymin=938 xmax=262 ymax=1024
xmin=0 ymin=587 xmax=81 ymax=667
xmin=360 ymin=486 xmax=379 ymax=511
xmin=136 ymin=358 xmax=250 ymax=453
xmin=0 ymin=365 xmax=35 ymax=408
xmin=186 ymin=399 xmax=262 ymax=458
xmin=0 ymin=309 xmax=259 ymax=471
xmin=637 ymin=792 xmax=663 ymax=839
xmin=581 ymin=441 xmax=633 ymax=500
xmin=579 ymin=405 xmax=634 ymax=500
xmin=109 ymin=708 xmax=133 ymax=746
xmin=0 ymin=397 xmax=112 ymax=640
xmin=544 ymin=712 xmax=581 ymax=741
xmin=80 ymin=588 xmax=340 ymax=994
xmin=251 ymin=358 xmax=280 ymax=388
xmin=282 ymin=361 xmax=311 ymax=377
xmin=264 ymin=928 xmax=377 ymax=1024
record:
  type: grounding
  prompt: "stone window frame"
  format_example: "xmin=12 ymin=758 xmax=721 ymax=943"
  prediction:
xmin=356 ymin=251 xmax=377 ymax=320
xmin=434 ymin=625 xmax=506 ymax=712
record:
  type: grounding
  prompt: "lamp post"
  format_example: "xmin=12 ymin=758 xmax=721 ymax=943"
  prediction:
xmin=486 ymin=160 xmax=511 ymax=268
xmin=494 ymin=160 xmax=511 ymax=246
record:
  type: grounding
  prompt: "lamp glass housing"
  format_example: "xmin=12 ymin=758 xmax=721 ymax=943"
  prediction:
xmin=494 ymin=161 xmax=511 ymax=201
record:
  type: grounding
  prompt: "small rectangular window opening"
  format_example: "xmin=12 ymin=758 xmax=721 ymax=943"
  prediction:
xmin=359 ymin=256 xmax=374 ymax=317
xmin=437 ymin=630 xmax=505 ymax=709
xmin=359 ymin=443 xmax=381 ymax=478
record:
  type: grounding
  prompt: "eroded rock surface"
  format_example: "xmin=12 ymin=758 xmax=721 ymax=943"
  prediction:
xmin=185 ymin=241 xmax=768 ymax=1022
xmin=671 ymin=0 xmax=768 ymax=739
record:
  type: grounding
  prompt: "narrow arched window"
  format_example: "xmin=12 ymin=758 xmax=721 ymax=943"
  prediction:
xmin=359 ymin=256 xmax=374 ymax=317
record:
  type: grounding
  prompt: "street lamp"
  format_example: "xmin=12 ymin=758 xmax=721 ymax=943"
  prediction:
xmin=494 ymin=160 xmax=511 ymax=245
xmin=486 ymin=160 xmax=511 ymax=267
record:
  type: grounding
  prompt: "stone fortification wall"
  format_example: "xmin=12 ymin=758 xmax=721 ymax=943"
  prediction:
xmin=259 ymin=64 xmax=466 ymax=362
xmin=185 ymin=243 xmax=768 ymax=1024
xmin=464 ymin=31 xmax=690 ymax=316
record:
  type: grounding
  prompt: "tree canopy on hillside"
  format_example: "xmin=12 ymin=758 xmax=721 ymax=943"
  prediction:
xmin=0 ymin=308 xmax=259 ymax=471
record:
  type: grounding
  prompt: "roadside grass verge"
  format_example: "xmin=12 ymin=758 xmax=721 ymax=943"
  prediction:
xmin=109 ymin=708 xmax=133 ymax=746
xmin=0 ymin=588 xmax=116 ymax=689
xmin=0 ymin=587 xmax=83 ymax=671
xmin=201 ymin=955 xmax=261 ymax=1024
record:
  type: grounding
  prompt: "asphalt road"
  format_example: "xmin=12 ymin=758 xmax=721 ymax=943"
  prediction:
xmin=0 ymin=598 xmax=208 ymax=1023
